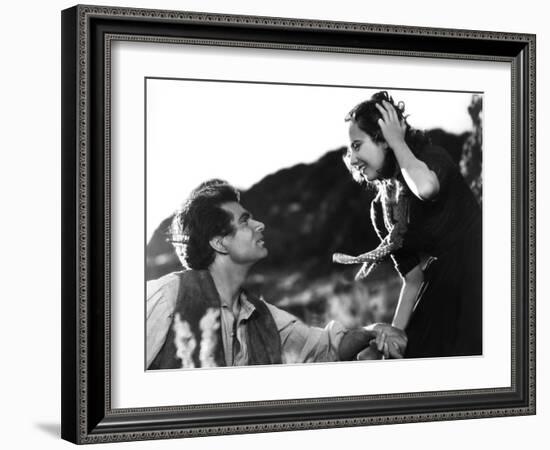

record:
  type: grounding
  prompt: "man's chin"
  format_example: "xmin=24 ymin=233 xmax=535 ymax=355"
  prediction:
xmin=256 ymin=247 xmax=269 ymax=261
xmin=255 ymin=240 xmax=268 ymax=254
xmin=243 ymin=249 xmax=268 ymax=267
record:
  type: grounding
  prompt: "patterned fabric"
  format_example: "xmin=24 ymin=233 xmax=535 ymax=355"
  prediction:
xmin=333 ymin=178 xmax=409 ymax=280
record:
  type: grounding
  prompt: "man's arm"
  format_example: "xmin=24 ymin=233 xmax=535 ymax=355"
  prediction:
xmin=146 ymin=273 xmax=179 ymax=367
xmin=264 ymin=301 xmax=344 ymax=363
xmin=264 ymin=301 xmax=405 ymax=363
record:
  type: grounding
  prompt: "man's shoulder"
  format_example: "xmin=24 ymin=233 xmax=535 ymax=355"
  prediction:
xmin=241 ymin=291 xmax=296 ymax=329
xmin=146 ymin=271 xmax=184 ymax=298
xmin=147 ymin=269 xmax=215 ymax=300
xmin=261 ymin=299 xmax=299 ymax=331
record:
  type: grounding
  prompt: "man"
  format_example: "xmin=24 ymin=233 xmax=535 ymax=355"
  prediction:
xmin=147 ymin=179 xmax=406 ymax=369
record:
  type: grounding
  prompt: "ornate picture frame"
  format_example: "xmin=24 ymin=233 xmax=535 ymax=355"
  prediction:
xmin=61 ymin=4 xmax=536 ymax=444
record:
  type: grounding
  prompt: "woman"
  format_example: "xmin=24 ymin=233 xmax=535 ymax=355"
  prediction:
xmin=334 ymin=91 xmax=482 ymax=358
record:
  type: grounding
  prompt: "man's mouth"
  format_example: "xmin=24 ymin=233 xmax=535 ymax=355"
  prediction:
xmin=256 ymin=237 xmax=265 ymax=247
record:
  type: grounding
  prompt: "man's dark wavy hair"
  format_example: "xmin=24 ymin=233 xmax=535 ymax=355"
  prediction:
xmin=169 ymin=179 xmax=240 ymax=270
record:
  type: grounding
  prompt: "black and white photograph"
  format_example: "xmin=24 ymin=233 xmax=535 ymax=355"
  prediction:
xmin=1 ymin=0 xmax=546 ymax=446
xmin=54 ymin=3 xmax=537 ymax=446
xmin=145 ymin=80 xmax=483 ymax=370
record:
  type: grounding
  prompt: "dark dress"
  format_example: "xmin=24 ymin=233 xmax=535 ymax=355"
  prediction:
xmin=371 ymin=145 xmax=482 ymax=358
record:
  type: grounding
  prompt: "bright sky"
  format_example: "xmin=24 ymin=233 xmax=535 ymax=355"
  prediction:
xmin=146 ymin=79 xmax=478 ymax=241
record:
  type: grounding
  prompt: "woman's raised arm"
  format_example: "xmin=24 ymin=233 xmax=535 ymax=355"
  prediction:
xmin=376 ymin=100 xmax=440 ymax=201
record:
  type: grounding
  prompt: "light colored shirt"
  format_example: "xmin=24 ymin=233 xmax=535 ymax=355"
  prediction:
xmin=146 ymin=272 xmax=346 ymax=368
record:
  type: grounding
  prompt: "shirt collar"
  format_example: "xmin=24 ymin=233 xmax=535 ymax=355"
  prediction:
xmin=220 ymin=290 xmax=256 ymax=321
xmin=238 ymin=291 xmax=256 ymax=320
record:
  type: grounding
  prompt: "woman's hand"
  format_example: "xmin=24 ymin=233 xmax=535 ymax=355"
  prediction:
xmin=372 ymin=323 xmax=408 ymax=358
xmin=376 ymin=100 xmax=440 ymax=201
xmin=375 ymin=100 xmax=407 ymax=151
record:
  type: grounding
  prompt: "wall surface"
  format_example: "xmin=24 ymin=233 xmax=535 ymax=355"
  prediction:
xmin=0 ymin=0 xmax=546 ymax=448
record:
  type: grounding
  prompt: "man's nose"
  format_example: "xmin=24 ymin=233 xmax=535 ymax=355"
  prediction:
xmin=349 ymin=151 xmax=358 ymax=165
xmin=255 ymin=220 xmax=265 ymax=232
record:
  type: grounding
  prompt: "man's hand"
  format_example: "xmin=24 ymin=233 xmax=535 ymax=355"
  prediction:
xmin=357 ymin=340 xmax=383 ymax=360
xmin=366 ymin=323 xmax=408 ymax=359
xmin=337 ymin=327 xmax=377 ymax=361
xmin=338 ymin=323 xmax=407 ymax=361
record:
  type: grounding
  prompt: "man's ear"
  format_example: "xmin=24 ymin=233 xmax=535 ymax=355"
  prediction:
xmin=209 ymin=235 xmax=228 ymax=255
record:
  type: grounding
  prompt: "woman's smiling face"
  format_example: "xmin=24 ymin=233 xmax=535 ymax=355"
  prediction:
xmin=347 ymin=121 xmax=388 ymax=182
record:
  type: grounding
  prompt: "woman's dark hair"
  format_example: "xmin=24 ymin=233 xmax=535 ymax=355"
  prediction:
xmin=344 ymin=91 xmax=430 ymax=183
xmin=169 ymin=179 xmax=240 ymax=270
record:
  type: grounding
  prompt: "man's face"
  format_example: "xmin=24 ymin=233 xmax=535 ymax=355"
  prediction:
xmin=218 ymin=201 xmax=268 ymax=265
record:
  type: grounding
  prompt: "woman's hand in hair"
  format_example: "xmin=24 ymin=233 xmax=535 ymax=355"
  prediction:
xmin=375 ymin=100 xmax=407 ymax=151
xmin=377 ymin=100 xmax=440 ymax=201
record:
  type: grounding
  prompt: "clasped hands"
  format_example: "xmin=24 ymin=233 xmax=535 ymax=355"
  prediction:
xmin=361 ymin=323 xmax=408 ymax=360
